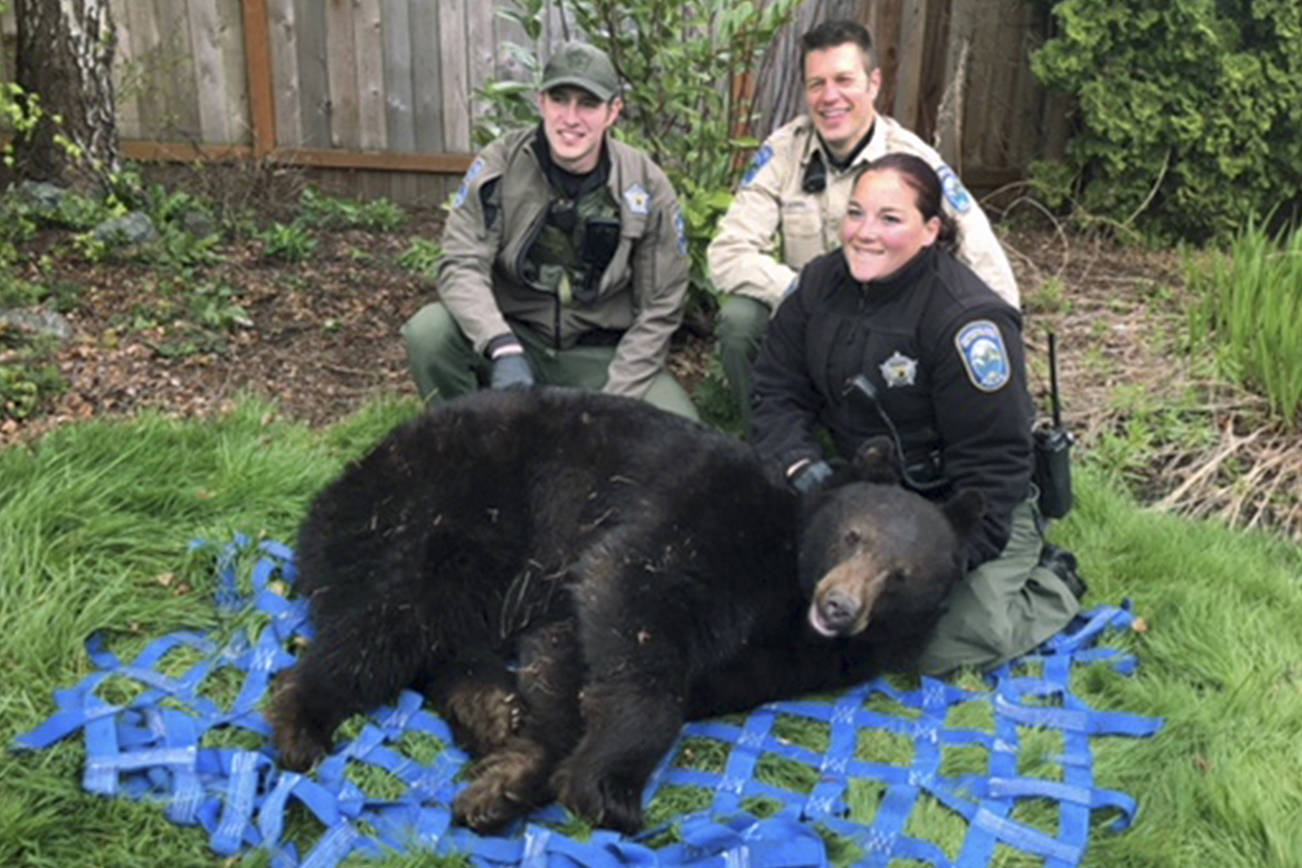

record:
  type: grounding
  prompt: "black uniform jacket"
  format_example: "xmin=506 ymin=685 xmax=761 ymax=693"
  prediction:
xmin=751 ymin=245 xmax=1035 ymax=566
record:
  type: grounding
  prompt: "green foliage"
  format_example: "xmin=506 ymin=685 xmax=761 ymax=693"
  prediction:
xmin=4 ymin=402 xmax=1302 ymax=864
xmin=0 ymin=328 xmax=66 ymax=422
xmin=297 ymin=187 xmax=407 ymax=232
xmin=476 ymin=0 xmax=805 ymax=296
xmin=1186 ymin=223 xmax=1302 ymax=428
xmin=1030 ymin=0 xmax=1302 ymax=242
xmin=397 ymin=237 xmax=444 ymax=278
xmin=256 ymin=221 xmax=318 ymax=263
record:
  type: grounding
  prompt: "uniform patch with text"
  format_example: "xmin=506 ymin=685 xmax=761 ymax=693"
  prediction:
xmin=955 ymin=320 xmax=1010 ymax=391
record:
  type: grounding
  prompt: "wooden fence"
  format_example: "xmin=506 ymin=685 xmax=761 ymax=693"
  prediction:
xmin=0 ymin=1 xmax=1067 ymax=204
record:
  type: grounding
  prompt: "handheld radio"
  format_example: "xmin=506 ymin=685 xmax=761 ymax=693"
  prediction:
xmin=1032 ymin=332 xmax=1074 ymax=519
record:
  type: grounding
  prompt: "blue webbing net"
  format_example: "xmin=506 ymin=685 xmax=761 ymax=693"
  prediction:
xmin=15 ymin=535 xmax=1163 ymax=867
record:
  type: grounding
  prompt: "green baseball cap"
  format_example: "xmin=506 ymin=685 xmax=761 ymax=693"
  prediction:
xmin=540 ymin=42 xmax=620 ymax=102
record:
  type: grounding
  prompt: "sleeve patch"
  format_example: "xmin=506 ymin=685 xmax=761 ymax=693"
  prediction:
xmin=623 ymin=183 xmax=651 ymax=215
xmin=742 ymin=143 xmax=773 ymax=187
xmin=454 ymin=156 xmax=486 ymax=209
xmin=954 ymin=319 xmax=1010 ymax=392
xmin=673 ymin=209 xmax=688 ymax=255
xmin=936 ymin=164 xmax=973 ymax=215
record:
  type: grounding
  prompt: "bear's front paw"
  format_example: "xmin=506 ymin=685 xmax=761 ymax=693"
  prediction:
xmin=551 ymin=757 xmax=644 ymax=835
xmin=266 ymin=676 xmax=331 ymax=771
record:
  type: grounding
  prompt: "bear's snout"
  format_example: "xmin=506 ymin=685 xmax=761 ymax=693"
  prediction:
xmin=814 ymin=587 xmax=859 ymax=635
xmin=808 ymin=563 xmax=887 ymax=638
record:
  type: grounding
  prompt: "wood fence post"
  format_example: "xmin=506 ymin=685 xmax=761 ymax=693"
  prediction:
xmin=242 ymin=0 xmax=277 ymax=158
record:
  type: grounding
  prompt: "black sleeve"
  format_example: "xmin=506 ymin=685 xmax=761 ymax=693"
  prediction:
xmin=751 ymin=280 xmax=826 ymax=475
xmin=926 ymin=302 xmax=1035 ymax=566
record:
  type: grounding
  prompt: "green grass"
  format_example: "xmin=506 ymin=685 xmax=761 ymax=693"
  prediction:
xmin=3 ymin=398 xmax=1302 ymax=865
xmin=1187 ymin=224 xmax=1302 ymax=429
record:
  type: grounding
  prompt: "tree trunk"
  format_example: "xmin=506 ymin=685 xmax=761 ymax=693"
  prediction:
xmin=13 ymin=0 xmax=120 ymax=192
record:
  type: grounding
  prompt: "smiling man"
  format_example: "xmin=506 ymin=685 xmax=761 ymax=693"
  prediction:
xmin=403 ymin=42 xmax=698 ymax=419
xmin=707 ymin=20 xmax=1018 ymax=433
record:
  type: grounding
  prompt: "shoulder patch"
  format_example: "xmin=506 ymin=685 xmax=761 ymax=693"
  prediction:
xmin=954 ymin=319 xmax=1010 ymax=392
xmin=936 ymin=164 xmax=973 ymax=215
xmin=623 ymin=182 xmax=650 ymax=215
xmin=673 ymin=208 xmax=688 ymax=255
xmin=742 ymin=143 xmax=773 ymax=187
xmin=453 ymin=156 xmax=486 ymax=209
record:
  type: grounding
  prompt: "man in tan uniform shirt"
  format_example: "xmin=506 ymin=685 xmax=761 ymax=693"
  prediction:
xmin=707 ymin=20 xmax=1018 ymax=432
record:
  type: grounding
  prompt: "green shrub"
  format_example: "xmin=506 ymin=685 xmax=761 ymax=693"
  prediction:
xmin=1186 ymin=223 xmax=1302 ymax=428
xmin=0 ymin=328 xmax=66 ymax=421
xmin=297 ymin=188 xmax=406 ymax=232
xmin=1030 ymin=0 xmax=1302 ymax=242
xmin=256 ymin=222 xmax=318 ymax=263
xmin=397 ymin=237 xmax=444 ymax=278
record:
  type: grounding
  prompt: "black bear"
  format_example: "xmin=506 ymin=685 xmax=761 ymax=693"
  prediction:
xmin=268 ymin=387 xmax=982 ymax=834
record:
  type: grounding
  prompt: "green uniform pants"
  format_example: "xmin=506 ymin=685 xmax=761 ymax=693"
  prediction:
xmin=715 ymin=294 xmax=772 ymax=437
xmin=402 ymin=302 xmax=700 ymax=421
xmin=915 ymin=495 xmax=1081 ymax=676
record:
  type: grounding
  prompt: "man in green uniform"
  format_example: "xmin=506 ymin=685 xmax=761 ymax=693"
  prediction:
xmin=403 ymin=42 xmax=698 ymax=419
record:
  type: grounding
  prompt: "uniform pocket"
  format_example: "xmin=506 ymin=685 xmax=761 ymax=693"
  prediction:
xmin=779 ymin=200 xmax=824 ymax=268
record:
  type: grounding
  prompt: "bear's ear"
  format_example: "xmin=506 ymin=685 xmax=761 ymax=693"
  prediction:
xmin=941 ymin=489 xmax=985 ymax=538
xmin=852 ymin=436 xmax=900 ymax=484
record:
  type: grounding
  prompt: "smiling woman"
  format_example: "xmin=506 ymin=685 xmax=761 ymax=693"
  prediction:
xmin=840 ymin=162 xmax=944 ymax=282
xmin=750 ymin=152 xmax=1084 ymax=678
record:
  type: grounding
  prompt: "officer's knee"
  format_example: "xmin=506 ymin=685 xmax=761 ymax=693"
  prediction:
xmin=402 ymin=303 xmax=459 ymax=357
xmin=716 ymin=296 xmax=769 ymax=355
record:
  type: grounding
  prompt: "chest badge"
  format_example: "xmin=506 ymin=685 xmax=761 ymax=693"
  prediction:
xmin=879 ymin=351 xmax=918 ymax=388
xmin=623 ymin=183 xmax=650 ymax=215
xmin=955 ymin=319 xmax=1011 ymax=392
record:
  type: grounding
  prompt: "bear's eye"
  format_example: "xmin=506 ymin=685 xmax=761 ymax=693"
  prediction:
xmin=843 ymin=529 xmax=862 ymax=547
xmin=887 ymin=569 xmax=908 ymax=584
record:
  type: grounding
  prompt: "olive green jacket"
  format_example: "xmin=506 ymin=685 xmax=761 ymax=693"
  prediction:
xmin=438 ymin=127 xmax=689 ymax=399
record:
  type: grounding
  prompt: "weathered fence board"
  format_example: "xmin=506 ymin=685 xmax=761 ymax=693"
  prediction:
xmin=0 ymin=1 xmax=1066 ymax=202
xmin=379 ymin=0 xmax=415 ymax=154
xmin=354 ymin=0 xmax=386 ymax=151
xmin=437 ymin=3 xmax=471 ymax=154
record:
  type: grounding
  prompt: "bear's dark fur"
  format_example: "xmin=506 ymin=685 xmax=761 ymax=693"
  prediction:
xmin=268 ymin=387 xmax=982 ymax=834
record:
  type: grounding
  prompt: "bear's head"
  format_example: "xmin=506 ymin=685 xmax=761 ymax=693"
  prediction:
xmin=798 ymin=437 xmax=984 ymax=641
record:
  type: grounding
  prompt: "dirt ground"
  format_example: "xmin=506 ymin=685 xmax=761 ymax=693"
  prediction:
xmin=2 ymin=180 xmax=1299 ymax=539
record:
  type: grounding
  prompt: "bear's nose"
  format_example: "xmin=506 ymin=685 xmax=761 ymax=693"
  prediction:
xmin=818 ymin=589 xmax=860 ymax=633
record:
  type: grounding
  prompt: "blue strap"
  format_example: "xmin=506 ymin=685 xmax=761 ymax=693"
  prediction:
xmin=13 ymin=537 xmax=1165 ymax=868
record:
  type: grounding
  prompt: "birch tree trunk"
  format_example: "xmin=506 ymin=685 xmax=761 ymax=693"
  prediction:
xmin=13 ymin=0 xmax=121 ymax=192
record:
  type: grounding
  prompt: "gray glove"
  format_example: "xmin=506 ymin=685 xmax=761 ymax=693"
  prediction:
xmin=790 ymin=459 xmax=833 ymax=494
xmin=490 ymin=353 xmax=535 ymax=390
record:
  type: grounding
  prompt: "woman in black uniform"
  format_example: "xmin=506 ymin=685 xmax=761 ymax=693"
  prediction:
xmin=751 ymin=153 xmax=1082 ymax=675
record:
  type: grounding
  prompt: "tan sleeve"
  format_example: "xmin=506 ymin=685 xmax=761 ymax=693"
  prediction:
xmin=706 ymin=139 xmax=799 ymax=310
xmin=938 ymin=164 xmax=1021 ymax=308
xmin=605 ymin=167 xmax=690 ymax=398
xmin=882 ymin=122 xmax=1020 ymax=308
xmin=435 ymin=141 xmax=513 ymax=353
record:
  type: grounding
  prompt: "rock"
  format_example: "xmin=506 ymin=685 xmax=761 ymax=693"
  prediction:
xmin=0 ymin=308 xmax=74 ymax=341
xmin=93 ymin=211 xmax=159 ymax=245
xmin=179 ymin=208 xmax=218 ymax=238
xmin=14 ymin=180 xmax=68 ymax=211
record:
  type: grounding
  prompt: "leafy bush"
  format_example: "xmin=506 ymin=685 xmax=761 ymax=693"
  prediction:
xmin=1030 ymin=0 xmax=1302 ymax=242
xmin=256 ymin=222 xmax=318 ymax=264
xmin=0 ymin=328 xmax=66 ymax=421
xmin=1186 ymin=224 xmax=1302 ymax=428
xmin=297 ymin=188 xmax=407 ymax=232
xmin=397 ymin=238 xmax=444 ymax=278
xmin=475 ymin=0 xmax=804 ymax=297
